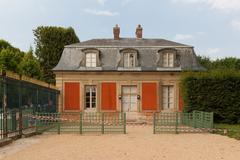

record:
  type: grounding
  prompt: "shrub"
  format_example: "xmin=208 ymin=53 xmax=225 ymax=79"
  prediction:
xmin=181 ymin=70 xmax=240 ymax=124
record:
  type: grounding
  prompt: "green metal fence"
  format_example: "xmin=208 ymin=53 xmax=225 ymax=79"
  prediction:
xmin=0 ymin=71 xmax=59 ymax=140
xmin=0 ymin=108 xmax=37 ymax=140
xmin=153 ymin=111 xmax=214 ymax=134
xmin=35 ymin=112 xmax=126 ymax=134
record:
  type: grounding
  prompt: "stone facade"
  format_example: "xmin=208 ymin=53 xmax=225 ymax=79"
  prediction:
xmin=53 ymin=25 xmax=204 ymax=113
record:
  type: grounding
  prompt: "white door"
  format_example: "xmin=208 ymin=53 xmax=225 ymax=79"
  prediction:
xmin=162 ymin=86 xmax=174 ymax=110
xmin=122 ymin=86 xmax=138 ymax=112
xmin=85 ymin=86 xmax=97 ymax=111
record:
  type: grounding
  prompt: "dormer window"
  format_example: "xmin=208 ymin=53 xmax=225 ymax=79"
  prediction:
xmin=124 ymin=53 xmax=136 ymax=68
xmin=86 ymin=53 xmax=97 ymax=67
xmin=163 ymin=52 xmax=174 ymax=67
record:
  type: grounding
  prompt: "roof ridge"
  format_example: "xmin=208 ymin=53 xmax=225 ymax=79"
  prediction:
xmin=65 ymin=38 xmax=192 ymax=47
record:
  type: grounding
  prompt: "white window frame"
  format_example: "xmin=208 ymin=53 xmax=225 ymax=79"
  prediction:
xmin=163 ymin=53 xmax=174 ymax=67
xmin=124 ymin=53 xmax=136 ymax=68
xmin=86 ymin=53 xmax=97 ymax=67
xmin=162 ymin=85 xmax=174 ymax=110
xmin=85 ymin=86 xmax=97 ymax=110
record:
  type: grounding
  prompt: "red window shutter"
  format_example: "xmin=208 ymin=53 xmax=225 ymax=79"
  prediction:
xmin=64 ymin=82 xmax=80 ymax=110
xmin=101 ymin=82 xmax=117 ymax=110
xmin=179 ymin=92 xmax=184 ymax=111
xmin=142 ymin=83 xmax=157 ymax=111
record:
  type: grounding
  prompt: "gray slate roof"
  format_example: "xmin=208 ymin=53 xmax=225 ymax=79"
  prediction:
xmin=66 ymin=38 xmax=191 ymax=47
xmin=53 ymin=38 xmax=205 ymax=72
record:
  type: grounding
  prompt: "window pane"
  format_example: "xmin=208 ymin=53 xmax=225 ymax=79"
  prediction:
xmin=124 ymin=53 xmax=129 ymax=67
xmin=129 ymin=54 xmax=135 ymax=67
xmin=86 ymin=62 xmax=92 ymax=66
xmin=86 ymin=53 xmax=97 ymax=67
xmin=85 ymin=86 xmax=97 ymax=109
xmin=91 ymin=63 xmax=96 ymax=67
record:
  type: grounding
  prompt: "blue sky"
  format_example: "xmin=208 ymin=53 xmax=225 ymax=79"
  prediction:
xmin=0 ymin=0 xmax=240 ymax=59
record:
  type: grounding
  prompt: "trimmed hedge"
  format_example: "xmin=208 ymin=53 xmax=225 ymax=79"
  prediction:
xmin=181 ymin=70 xmax=240 ymax=124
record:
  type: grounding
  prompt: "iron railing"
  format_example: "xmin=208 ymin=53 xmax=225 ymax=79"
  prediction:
xmin=153 ymin=111 xmax=214 ymax=134
xmin=35 ymin=112 xmax=126 ymax=134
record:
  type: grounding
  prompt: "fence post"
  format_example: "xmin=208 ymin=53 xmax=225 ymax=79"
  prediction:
xmin=175 ymin=112 xmax=179 ymax=134
xmin=201 ymin=111 xmax=204 ymax=128
xmin=123 ymin=113 xmax=126 ymax=134
xmin=35 ymin=112 xmax=39 ymax=133
xmin=18 ymin=79 xmax=23 ymax=137
xmin=2 ymin=71 xmax=8 ymax=139
xmin=57 ymin=113 xmax=60 ymax=134
xmin=210 ymin=112 xmax=214 ymax=129
xmin=193 ymin=111 xmax=196 ymax=128
xmin=153 ymin=112 xmax=156 ymax=134
xmin=101 ymin=113 xmax=104 ymax=134
xmin=79 ymin=112 xmax=83 ymax=134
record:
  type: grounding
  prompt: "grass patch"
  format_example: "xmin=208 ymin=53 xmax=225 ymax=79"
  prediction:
xmin=214 ymin=123 xmax=240 ymax=140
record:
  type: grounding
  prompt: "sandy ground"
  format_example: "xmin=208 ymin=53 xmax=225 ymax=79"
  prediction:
xmin=0 ymin=126 xmax=240 ymax=160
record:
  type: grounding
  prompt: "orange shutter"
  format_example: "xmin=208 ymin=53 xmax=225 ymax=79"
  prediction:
xmin=179 ymin=92 xmax=184 ymax=111
xmin=64 ymin=82 xmax=80 ymax=110
xmin=101 ymin=82 xmax=117 ymax=110
xmin=142 ymin=83 xmax=157 ymax=111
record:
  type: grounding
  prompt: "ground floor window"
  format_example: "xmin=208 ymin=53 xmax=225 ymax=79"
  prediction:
xmin=162 ymin=85 xmax=174 ymax=110
xmin=85 ymin=86 xmax=96 ymax=110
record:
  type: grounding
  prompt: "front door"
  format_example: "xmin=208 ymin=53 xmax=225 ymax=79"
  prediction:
xmin=85 ymin=86 xmax=97 ymax=111
xmin=122 ymin=86 xmax=138 ymax=112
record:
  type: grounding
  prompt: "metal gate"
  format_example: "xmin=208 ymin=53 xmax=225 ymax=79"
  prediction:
xmin=35 ymin=112 xmax=126 ymax=134
xmin=153 ymin=111 xmax=214 ymax=134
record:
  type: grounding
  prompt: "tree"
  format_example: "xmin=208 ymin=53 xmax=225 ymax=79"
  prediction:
xmin=33 ymin=26 xmax=80 ymax=83
xmin=197 ymin=55 xmax=212 ymax=70
xmin=17 ymin=47 xmax=43 ymax=79
xmin=212 ymin=57 xmax=240 ymax=70
xmin=0 ymin=39 xmax=13 ymax=51
xmin=0 ymin=47 xmax=24 ymax=72
xmin=197 ymin=55 xmax=240 ymax=71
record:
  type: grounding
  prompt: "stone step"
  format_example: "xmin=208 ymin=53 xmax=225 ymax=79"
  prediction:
xmin=125 ymin=112 xmax=154 ymax=124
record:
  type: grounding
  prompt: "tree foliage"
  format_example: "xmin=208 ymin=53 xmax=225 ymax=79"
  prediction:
xmin=197 ymin=55 xmax=240 ymax=70
xmin=0 ymin=48 xmax=24 ymax=72
xmin=0 ymin=39 xmax=14 ymax=51
xmin=33 ymin=26 xmax=80 ymax=83
xmin=0 ymin=39 xmax=43 ymax=79
xmin=18 ymin=48 xmax=43 ymax=79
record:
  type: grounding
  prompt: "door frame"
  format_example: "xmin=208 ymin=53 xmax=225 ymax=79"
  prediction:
xmin=121 ymin=85 xmax=138 ymax=112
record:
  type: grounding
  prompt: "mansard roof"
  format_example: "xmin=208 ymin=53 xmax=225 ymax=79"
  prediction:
xmin=53 ymin=38 xmax=205 ymax=72
xmin=66 ymin=38 xmax=191 ymax=48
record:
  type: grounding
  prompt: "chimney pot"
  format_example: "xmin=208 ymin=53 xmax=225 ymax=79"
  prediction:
xmin=113 ymin=24 xmax=120 ymax=40
xmin=135 ymin=24 xmax=143 ymax=39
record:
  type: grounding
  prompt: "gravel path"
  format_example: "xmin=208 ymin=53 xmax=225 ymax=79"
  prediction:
xmin=1 ymin=126 xmax=240 ymax=160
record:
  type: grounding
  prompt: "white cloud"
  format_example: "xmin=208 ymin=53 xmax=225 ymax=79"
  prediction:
xmin=96 ymin=0 xmax=107 ymax=5
xmin=172 ymin=0 xmax=240 ymax=12
xmin=231 ymin=20 xmax=240 ymax=30
xmin=173 ymin=34 xmax=194 ymax=41
xmin=206 ymin=48 xmax=221 ymax=54
xmin=84 ymin=9 xmax=119 ymax=16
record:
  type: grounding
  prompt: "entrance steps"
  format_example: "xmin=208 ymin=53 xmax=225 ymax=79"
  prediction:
xmin=126 ymin=112 xmax=154 ymax=125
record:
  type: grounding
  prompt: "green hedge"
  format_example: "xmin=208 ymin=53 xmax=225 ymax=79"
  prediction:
xmin=181 ymin=70 xmax=240 ymax=124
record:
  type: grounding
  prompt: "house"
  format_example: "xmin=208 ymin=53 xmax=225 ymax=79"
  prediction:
xmin=53 ymin=25 xmax=204 ymax=114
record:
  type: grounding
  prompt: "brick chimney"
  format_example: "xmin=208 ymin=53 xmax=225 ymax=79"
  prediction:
xmin=113 ymin=24 xmax=120 ymax=40
xmin=135 ymin=24 xmax=143 ymax=39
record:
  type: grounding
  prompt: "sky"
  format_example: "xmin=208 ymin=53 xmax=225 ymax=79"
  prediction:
xmin=0 ymin=0 xmax=240 ymax=59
